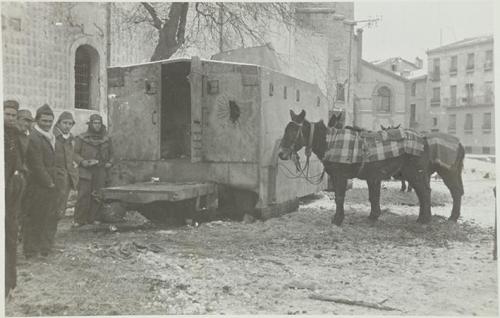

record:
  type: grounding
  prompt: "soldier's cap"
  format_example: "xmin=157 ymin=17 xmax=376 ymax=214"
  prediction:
xmin=4 ymin=100 xmax=19 ymax=111
xmin=87 ymin=113 xmax=103 ymax=124
xmin=57 ymin=111 xmax=75 ymax=124
xmin=18 ymin=109 xmax=34 ymax=122
xmin=35 ymin=103 xmax=54 ymax=119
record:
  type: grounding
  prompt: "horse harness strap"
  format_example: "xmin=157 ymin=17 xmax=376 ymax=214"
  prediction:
xmin=305 ymin=122 xmax=315 ymax=159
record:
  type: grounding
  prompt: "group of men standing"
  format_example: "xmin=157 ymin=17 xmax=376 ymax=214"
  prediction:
xmin=3 ymin=101 xmax=113 ymax=298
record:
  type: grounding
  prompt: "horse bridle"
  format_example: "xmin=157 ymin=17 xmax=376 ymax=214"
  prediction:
xmin=286 ymin=120 xmax=316 ymax=171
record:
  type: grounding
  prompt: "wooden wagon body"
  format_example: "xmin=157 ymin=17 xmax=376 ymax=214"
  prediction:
xmin=104 ymin=57 xmax=328 ymax=219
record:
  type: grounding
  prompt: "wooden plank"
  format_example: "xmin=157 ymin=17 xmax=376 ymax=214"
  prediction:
xmin=102 ymin=182 xmax=217 ymax=204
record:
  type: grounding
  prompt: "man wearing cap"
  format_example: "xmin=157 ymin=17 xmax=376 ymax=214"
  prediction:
xmin=49 ymin=111 xmax=80 ymax=243
xmin=22 ymin=104 xmax=58 ymax=258
xmin=4 ymin=100 xmax=24 ymax=298
xmin=17 ymin=109 xmax=34 ymax=156
xmin=74 ymin=114 xmax=113 ymax=225
xmin=16 ymin=109 xmax=34 ymax=243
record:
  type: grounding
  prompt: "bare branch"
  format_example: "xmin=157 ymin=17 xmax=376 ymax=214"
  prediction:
xmin=141 ymin=2 xmax=162 ymax=30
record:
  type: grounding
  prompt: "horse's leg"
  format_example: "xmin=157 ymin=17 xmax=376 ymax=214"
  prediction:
xmin=367 ymin=179 xmax=382 ymax=221
xmin=407 ymin=180 xmax=413 ymax=192
xmin=438 ymin=168 xmax=463 ymax=222
xmin=400 ymin=179 xmax=406 ymax=192
xmin=332 ymin=176 xmax=348 ymax=226
xmin=403 ymin=164 xmax=431 ymax=223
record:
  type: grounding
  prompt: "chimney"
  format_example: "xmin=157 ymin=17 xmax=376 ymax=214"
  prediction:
xmin=356 ymin=28 xmax=363 ymax=80
xmin=415 ymin=57 xmax=423 ymax=69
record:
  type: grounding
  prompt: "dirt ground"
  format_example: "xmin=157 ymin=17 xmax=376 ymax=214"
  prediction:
xmin=4 ymin=158 xmax=499 ymax=316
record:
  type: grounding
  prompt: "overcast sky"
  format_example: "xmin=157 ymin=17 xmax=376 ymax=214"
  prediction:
xmin=354 ymin=1 xmax=495 ymax=66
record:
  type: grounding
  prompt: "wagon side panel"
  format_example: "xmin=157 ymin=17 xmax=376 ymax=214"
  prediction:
xmin=107 ymin=63 xmax=161 ymax=161
xmin=201 ymin=62 xmax=261 ymax=164
xmin=258 ymin=70 xmax=328 ymax=212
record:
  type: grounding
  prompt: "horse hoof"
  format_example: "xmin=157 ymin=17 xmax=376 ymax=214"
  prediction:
xmin=417 ymin=217 xmax=431 ymax=224
xmin=448 ymin=216 xmax=459 ymax=222
xmin=332 ymin=217 xmax=343 ymax=226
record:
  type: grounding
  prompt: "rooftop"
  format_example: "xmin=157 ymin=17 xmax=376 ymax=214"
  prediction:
xmin=427 ymin=34 xmax=493 ymax=54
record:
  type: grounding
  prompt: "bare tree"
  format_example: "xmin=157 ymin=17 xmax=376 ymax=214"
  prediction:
xmin=116 ymin=2 xmax=296 ymax=61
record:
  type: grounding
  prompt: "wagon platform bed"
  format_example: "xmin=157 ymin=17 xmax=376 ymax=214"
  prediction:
xmin=102 ymin=181 xmax=217 ymax=205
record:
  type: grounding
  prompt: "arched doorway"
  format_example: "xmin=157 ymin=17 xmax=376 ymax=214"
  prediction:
xmin=74 ymin=45 xmax=100 ymax=110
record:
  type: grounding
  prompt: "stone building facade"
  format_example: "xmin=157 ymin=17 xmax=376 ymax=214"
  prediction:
xmin=352 ymin=60 xmax=408 ymax=130
xmin=426 ymin=35 xmax=494 ymax=154
xmin=2 ymin=2 xmax=110 ymax=133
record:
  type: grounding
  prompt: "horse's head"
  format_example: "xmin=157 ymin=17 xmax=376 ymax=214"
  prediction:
xmin=278 ymin=109 xmax=310 ymax=160
xmin=328 ymin=112 xmax=344 ymax=129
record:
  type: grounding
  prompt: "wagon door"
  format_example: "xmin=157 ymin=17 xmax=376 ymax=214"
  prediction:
xmin=107 ymin=64 xmax=161 ymax=160
xmin=189 ymin=57 xmax=203 ymax=162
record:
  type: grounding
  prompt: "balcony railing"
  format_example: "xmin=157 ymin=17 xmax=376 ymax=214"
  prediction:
xmin=430 ymin=97 xmax=441 ymax=106
xmin=442 ymin=95 xmax=494 ymax=107
xmin=430 ymin=71 xmax=440 ymax=81
xmin=449 ymin=68 xmax=457 ymax=75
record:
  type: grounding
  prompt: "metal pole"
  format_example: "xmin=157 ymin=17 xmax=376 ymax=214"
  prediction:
xmin=219 ymin=3 xmax=224 ymax=52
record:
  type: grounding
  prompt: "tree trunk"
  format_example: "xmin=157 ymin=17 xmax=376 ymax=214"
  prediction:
xmin=150 ymin=2 xmax=189 ymax=61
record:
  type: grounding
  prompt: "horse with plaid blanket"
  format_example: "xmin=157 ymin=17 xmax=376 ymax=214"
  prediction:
xmin=278 ymin=110 xmax=464 ymax=226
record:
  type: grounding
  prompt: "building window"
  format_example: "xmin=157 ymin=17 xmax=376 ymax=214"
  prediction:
xmin=74 ymin=45 xmax=99 ymax=110
xmin=431 ymin=87 xmax=440 ymax=106
xmin=485 ymin=50 xmax=493 ymax=70
xmin=466 ymin=53 xmax=475 ymax=71
xmin=465 ymin=83 xmax=474 ymax=104
xmin=432 ymin=58 xmax=440 ymax=80
xmin=482 ymin=112 xmax=492 ymax=132
xmin=450 ymin=85 xmax=457 ymax=106
xmin=448 ymin=114 xmax=456 ymax=133
xmin=283 ymin=86 xmax=287 ymax=99
xmin=376 ymin=86 xmax=391 ymax=112
xmin=464 ymin=113 xmax=473 ymax=134
xmin=391 ymin=64 xmax=397 ymax=72
xmin=336 ymin=83 xmax=345 ymax=102
xmin=485 ymin=81 xmax=494 ymax=104
xmin=450 ymin=55 xmax=458 ymax=74
xmin=464 ymin=146 xmax=472 ymax=154
xmin=482 ymin=147 xmax=491 ymax=154
xmin=432 ymin=117 xmax=438 ymax=126
xmin=410 ymin=104 xmax=416 ymax=124
xmin=411 ymin=82 xmax=416 ymax=96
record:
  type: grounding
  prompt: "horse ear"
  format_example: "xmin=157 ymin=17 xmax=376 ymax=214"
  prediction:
xmin=289 ymin=110 xmax=297 ymax=121
xmin=328 ymin=113 xmax=338 ymax=127
xmin=395 ymin=124 xmax=401 ymax=129
xmin=297 ymin=110 xmax=306 ymax=123
xmin=380 ymin=125 xmax=385 ymax=130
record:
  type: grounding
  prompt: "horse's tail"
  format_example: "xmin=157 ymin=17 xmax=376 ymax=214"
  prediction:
xmin=456 ymin=143 xmax=465 ymax=196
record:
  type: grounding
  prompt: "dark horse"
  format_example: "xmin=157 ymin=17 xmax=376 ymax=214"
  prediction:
xmin=278 ymin=110 xmax=464 ymax=226
xmin=380 ymin=124 xmax=413 ymax=192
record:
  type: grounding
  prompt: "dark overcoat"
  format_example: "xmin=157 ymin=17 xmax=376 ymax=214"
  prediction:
xmin=22 ymin=128 xmax=58 ymax=255
xmin=74 ymin=132 xmax=113 ymax=180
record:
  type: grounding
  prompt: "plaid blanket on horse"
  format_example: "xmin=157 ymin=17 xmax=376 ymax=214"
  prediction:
xmin=323 ymin=128 xmax=425 ymax=164
xmin=424 ymin=132 xmax=461 ymax=169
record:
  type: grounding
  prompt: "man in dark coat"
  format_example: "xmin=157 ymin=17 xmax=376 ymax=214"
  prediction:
xmin=74 ymin=114 xmax=113 ymax=225
xmin=3 ymin=100 xmax=24 ymax=298
xmin=50 ymin=111 xmax=79 ymax=244
xmin=16 ymin=109 xmax=33 ymax=242
xmin=22 ymin=104 xmax=58 ymax=258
